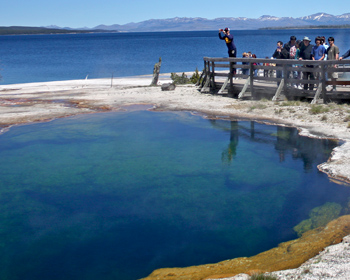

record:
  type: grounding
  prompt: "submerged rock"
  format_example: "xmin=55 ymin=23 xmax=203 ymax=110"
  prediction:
xmin=294 ymin=202 xmax=342 ymax=237
xmin=140 ymin=215 xmax=350 ymax=280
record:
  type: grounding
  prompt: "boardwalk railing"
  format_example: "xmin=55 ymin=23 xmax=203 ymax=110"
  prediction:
xmin=201 ymin=57 xmax=350 ymax=103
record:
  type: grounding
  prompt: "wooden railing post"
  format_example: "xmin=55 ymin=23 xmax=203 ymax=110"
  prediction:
xmin=211 ymin=61 xmax=216 ymax=89
xmin=321 ymin=64 xmax=327 ymax=103
xmin=250 ymin=62 xmax=255 ymax=99
xmin=283 ymin=64 xmax=288 ymax=93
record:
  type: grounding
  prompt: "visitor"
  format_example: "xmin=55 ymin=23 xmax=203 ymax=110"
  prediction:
xmin=299 ymin=36 xmax=314 ymax=90
xmin=321 ymin=36 xmax=329 ymax=60
xmin=312 ymin=36 xmax=326 ymax=61
xmin=263 ymin=57 xmax=270 ymax=77
xmin=285 ymin=36 xmax=297 ymax=82
xmin=293 ymin=40 xmax=302 ymax=89
xmin=311 ymin=36 xmax=326 ymax=83
xmin=219 ymin=28 xmax=237 ymax=74
xmin=339 ymin=48 xmax=350 ymax=60
xmin=272 ymin=41 xmax=289 ymax=86
xmin=284 ymin=36 xmax=297 ymax=55
xmin=242 ymin=52 xmax=249 ymax=75
xmin=326 ymin=37 xmax=340 ymax=91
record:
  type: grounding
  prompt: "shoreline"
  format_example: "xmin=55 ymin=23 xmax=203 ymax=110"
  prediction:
xmin=2 ymin=74 xmax=350 ymax=279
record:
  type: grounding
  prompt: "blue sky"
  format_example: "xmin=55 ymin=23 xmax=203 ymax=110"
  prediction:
xmin=1 ymin=0 xmax=348 ymax=28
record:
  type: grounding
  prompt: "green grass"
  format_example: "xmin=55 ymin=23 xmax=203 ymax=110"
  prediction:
xmin=309 ymin=105 xmax=330 ymax=115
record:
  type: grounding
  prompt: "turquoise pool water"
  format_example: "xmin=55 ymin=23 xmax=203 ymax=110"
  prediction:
xmin=0 ymin=110 xmax=349 ymax=280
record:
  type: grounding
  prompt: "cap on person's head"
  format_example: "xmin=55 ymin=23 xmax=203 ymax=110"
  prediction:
xmin=224 ymin=27 xmax=230 ymax=32
xmin=290 ymin=36 xmax=296 ymax=40
xmin=303 ymin=36 xmax=311 ymax=42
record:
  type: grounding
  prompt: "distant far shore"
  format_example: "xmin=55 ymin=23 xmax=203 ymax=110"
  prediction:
xmin=0 ymin=26 xmax=119 ymax=36
xmin=2 ymin=24 xmax=350 ymax=36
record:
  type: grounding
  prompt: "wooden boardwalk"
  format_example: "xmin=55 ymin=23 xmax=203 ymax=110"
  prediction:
xmin=200 ymin=57 xmax=350 ymax=103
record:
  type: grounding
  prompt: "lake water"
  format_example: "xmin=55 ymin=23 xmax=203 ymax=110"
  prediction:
xmin=1 ymin=29 xmax=350 ymax=84
xmin=1 ymin=109 xmax=350 ymax=280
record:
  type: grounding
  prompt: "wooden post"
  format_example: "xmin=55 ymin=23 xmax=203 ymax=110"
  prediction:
xmin=321 ymin=64 xmax=327 ymax=103
xmin=201 ymin=61 xmax=211 ymax=93
xmin=150 ymin=57 xmax=162 ymax=86
xmin=311 ymin=86 xmax=322 ymax=104
xmin=229 ymin=61 xmax=233 ymax=96
xmin=283 ymin=64 xmax=288 ymax=93
xmin=218 ymin=75 xmax=230 ymax=94
xmin=272 ymin=79 xmax=285 ymax=101
xmin=196 ymin=68 xmax=205 ymax=87
xmin=238 ymin=78 xmax=250 ymax=99
xmin=210 ymin=61 xmax=216 ymax=90
xmin=250 ymin=62 xmax=255 ymax=99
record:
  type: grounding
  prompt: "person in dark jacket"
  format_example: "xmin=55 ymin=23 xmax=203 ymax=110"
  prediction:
xmin=339 ymin=49 xmax=350 ymax=60
xmin=219 ymin=27 xmax=237 ymax=74
xmin=284 ymin=36 xmax=297 ymax=54
xmin=272 ymin=41 xmax=289 ymax=85
xmin=219 ymin=27 xmax=237 ymax=58
xmin=299 ymin=36 xmax=315 ymax=90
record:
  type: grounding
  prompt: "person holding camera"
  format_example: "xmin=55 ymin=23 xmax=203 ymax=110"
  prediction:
xmin=219 ymin=28 xmax=237 ymax=58
xmin=219 ymin=28 xmax=237 ymax=74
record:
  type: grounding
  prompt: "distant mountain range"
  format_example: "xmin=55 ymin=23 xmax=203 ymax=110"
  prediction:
xmin=92 ymin=12 xmax=350 ymax=32
xmin=1 ymin=12 xmax=350 ymax=35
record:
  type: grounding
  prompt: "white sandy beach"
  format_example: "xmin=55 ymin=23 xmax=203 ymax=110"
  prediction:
xmin=1 ymin=73 xmax=350 ymax=279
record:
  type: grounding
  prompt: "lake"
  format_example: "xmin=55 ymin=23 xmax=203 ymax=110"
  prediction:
xmin=1 ymin=29 xmax=350 ymax=84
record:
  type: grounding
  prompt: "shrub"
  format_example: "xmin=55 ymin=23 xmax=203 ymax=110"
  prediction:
xmin=190 ymin=68 xmax=201 ymax=84
xmin=171 ymin=69 xmax=201 ymax=85
xmin=171 ymin=72 xmax=190 ymax=84
xmin=309 ymin=105 xmax=329 ymax=115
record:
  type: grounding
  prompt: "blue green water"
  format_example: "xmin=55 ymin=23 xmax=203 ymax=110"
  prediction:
xmin=0 ymin=110 xmax=349 ymax=280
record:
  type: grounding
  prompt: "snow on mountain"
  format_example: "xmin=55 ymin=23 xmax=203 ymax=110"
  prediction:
xmin=88 ymin=12 xmax=350 ymax=32
xmin=339 ymin=13 xmax=350 ymax=19
xmin=258 ymin=15 xmax=281 ymax=21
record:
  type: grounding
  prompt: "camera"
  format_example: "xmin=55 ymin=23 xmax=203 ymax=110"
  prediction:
xmin=220 ymin=29 xmax=224 ymax=32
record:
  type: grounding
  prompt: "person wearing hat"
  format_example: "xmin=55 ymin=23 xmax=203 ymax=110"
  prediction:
xmin=219 ymin=28 xmax=237 ymax=74
xmin=299 ymin=36 xmax=315 ymax=90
